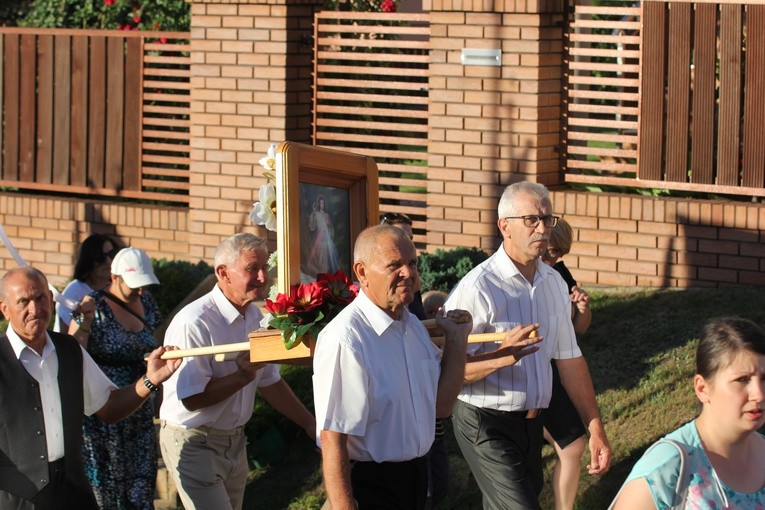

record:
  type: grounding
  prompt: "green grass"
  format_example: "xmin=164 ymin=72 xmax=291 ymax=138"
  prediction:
xmin=241 ymin=286 xmax=765 ymax=510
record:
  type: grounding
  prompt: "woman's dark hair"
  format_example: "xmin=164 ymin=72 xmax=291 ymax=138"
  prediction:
xmin=697 ymin=317 xmax=765 ymax=380
xmin=73 ymin=234 xmax=121 ymax=281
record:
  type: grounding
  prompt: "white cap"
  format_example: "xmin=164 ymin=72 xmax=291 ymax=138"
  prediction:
xmin=111 ymin=247 xmax=159 ymax=289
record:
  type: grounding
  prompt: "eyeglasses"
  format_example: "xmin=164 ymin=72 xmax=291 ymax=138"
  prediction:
xmin=504 ymin=215 xmax=559 ymax=228
xmin=380 ymin=212 xmax=412 ymax=226
xmin=95 ymin=248 xmax=121 ymax=264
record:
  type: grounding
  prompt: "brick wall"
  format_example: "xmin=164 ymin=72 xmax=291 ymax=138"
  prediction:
xmin=187 ymin=0 xmax=320 ymax=262
xmin=0 ymin=194 xmax=189 ymax=288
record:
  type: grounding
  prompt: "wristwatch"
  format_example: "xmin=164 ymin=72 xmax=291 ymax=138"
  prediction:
xmin=142 ymin=374 xmax=160 ymax=393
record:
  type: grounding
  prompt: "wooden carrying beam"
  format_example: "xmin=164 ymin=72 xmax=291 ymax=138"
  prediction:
xmin=158 ymin=321 xmax=509 ymax=364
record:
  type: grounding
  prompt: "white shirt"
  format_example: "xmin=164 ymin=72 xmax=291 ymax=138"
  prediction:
xmin=5 ymin=328 xmax=116 ymax=461
xmin=313 ymin=289 xmax=441 ymax=463
xmin=445 ymin=247 xmax=581 ymax=412
xmin=159 ymin=284 xmax=281 ymax=430
xmin=53 ymin=280 xmax=94 ymax=333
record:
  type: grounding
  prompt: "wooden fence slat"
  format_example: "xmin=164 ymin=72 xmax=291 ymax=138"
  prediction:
xmin=36 ymin=35 xmax=53 ymax=184
xmin=52 ymin=35 xmax=70 ymax=185
xmin=741 ymin=4 xmax=765 ymax=187
xmin=716 ymin=3 xmax=743 ymax=186
xmin=665 ymin=2 xmax=692 ymax=182
xmin=690 ymin=3 xmax=716 ymax=184
xmin=123 ymin=37 xmax=142 ymax=192
xmin=19 ymin=34 xmax=36 ymax=182
xmin=638 ymin=2 xmax=666 ymax=181
xmin=3 ymin=34 xmax=19 ymax=181
xmin=88 ymin=36 xmax=106 ymax=188
xmin=105 ymin=37 xmax=124 ymax=190
xmin=69 ymin=35 xmax=88 ymax=186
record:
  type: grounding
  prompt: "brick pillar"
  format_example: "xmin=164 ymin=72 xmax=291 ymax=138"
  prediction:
xmin=187 ymin=0 xmax=321 ymax=261
xmin=425 ymin=0 xmax=565 ymax=251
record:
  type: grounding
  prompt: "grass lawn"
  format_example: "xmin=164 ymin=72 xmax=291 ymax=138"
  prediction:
xmin=242 ymin=286 xmax=765 ymax=510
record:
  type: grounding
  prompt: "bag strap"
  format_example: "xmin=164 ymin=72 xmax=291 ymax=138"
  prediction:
xmin=98 ymin=290 xmax=154 ymax=334
xmin=607 ymin=438 xmax=690 ymax=510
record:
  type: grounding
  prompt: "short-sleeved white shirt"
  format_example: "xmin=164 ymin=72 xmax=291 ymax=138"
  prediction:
xmin=53 ymin=279 xmax=94 ymax=333
xmin=5 ymin=328 xmax=116 ymax=461
xmin=159 ymin=284 xmax=281 ymax=430
xmin=313 ymin=289 xmax=441 ymax=463
xmin=444 ymin=246 xmax=581 ymax=412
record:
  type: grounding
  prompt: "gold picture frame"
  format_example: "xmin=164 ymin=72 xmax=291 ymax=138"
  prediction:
xmin=274 ymin=142 xmax=379 ymax=293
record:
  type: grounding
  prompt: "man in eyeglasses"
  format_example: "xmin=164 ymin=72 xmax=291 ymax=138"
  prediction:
xmin=444 ymin=182 xmax=611 ymax=509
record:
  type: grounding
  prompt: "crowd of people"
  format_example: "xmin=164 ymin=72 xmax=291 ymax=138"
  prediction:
xmin=0 ymin=181 xmax=763 ymax=510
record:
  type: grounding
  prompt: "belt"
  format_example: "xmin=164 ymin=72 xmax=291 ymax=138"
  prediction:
xmin=506 ymin=408 xmax=540 ymax=420
xmin=162 ymin=420 xmax=244 ymax=436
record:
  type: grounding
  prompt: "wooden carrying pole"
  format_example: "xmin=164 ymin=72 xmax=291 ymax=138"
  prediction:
xmin=158 ymin=321 xmax=509 ymax=364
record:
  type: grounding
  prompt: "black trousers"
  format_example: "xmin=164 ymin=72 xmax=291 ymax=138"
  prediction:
xmin=452 ymin=400 xmax=544 ymax=510
xmin=0 ymin=459 xmax=98 ymax=510
xmin=351 ymin=455 xmax=429 ymax=510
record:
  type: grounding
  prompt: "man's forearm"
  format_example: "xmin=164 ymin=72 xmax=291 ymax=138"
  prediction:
xmin=321 ymin=430 xmax=356 ymax=510
xmin=555 ymin=356 xmax=602 ymax=426
xmin=182 ymin=371 xmax=252 ymax=412
xmin=260 ymin=379 xmax=316 ymax=437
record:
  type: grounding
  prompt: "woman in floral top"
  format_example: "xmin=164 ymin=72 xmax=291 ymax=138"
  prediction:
xmin=71 ymin=247 xmax=162 ymax=510
xmin=611 ymin=317 xmax=765 ymax=509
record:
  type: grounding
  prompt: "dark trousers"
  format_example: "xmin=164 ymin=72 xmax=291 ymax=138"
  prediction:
xmin=351 ymin=455 xmax=429 ymax=510
xmin=0 ymin=459 xmax=98 ymax=510
xmin=452 ymin=400 xmax=544 ymax=510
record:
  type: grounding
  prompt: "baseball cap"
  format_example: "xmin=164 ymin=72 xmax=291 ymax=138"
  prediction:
xmin=111 ymin=247 xmax=159 ymax=289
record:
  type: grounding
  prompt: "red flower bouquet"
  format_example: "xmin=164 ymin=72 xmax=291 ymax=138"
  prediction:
xmin=264 ymin=269 xmax=359 ymax=349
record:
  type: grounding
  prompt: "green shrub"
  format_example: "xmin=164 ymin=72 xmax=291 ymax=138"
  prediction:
xmin=21 ymin=0 xmax=189 ymax=31
xmin=150 ymin=258 xmax=213 ymax=318
xmin=417 ymin=247 xmax=489 ymax=293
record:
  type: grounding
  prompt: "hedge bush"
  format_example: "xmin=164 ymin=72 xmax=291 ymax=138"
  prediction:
xmin=150 ymin=258 xmax=213 ymax=318
xmin=417 ymin=247 xmax=489 ymax=294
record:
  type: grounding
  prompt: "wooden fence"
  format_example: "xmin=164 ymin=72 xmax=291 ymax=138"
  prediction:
xmin=0 ymin=28 xmax=190 ymax=204
xmin=563 ymin=0 xmax=765 ymax=198
xmin=312 ymin=12 xmax=430 ymax=243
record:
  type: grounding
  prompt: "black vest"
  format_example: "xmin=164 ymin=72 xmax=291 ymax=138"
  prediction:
xmin=0 ymin=332 xmax=91 ymax=500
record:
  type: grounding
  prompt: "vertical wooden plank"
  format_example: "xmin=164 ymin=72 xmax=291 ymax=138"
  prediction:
xmin=69 ymin=35 xmax=88 ymax=187
xmin=741 ymin=5 xmax=765 ymax=188
xmin=716 ymin=4 xmax=742 ymax=186
xmin=123 ymin=37 xmax=142 ymax=192
xmin=105 ymin=37 xmax=124 ymax=190
xmin=0 ymin=36 xmax=4 ymax=180
xmin=53 ymin=35 xmax=71 ymax=185
xmin=665 ymin=2 xmax=691 ymax=183
xmin=690 ymin=3 xmax=716 ymax=185
xmin=19 ymin=35 xmax=37 ymax=183
xmin=3 ymin=34 xmax=19 ymax=181
xmin=638 ymin=2 xmax=666 ymax=181
xmin=88 ymin=36 xmax=106 ymax=189
xmin=36 ymin=35 xmax=54 ymax=184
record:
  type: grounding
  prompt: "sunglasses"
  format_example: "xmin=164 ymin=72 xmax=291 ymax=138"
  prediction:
xmin=95 ymin=248 xmax=121 ymax=264
xmin=380 ymin=212 xmax=412 ymax=225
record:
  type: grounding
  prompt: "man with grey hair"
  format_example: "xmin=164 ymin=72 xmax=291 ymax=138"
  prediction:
xmin=159 ymin=233 xmax=315 ymax=510
xmin=445 ymin=182 xmax=611 ymax=509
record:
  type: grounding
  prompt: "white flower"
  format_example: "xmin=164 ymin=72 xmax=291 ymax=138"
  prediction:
xmin=249 ymin=182 xmax=277 ymax=232
xmin=259 ymin=144 xmax=277 ymax=172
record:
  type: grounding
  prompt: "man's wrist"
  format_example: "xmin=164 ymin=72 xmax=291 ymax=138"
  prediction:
xmin=142 ymin=373 xmax=161 ymax=393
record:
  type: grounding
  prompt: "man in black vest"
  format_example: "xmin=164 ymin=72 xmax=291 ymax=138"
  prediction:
xmin=0 ymin=266 xmax=181 ymax=510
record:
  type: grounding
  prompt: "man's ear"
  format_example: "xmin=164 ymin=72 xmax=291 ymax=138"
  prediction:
xmin=215 ymin=264 xmax=228 ymax=283
xmin=354 ymin=262 xmax=367 ymax=288
xmin=497 ymin=217 xmax=511 ymax=238
xmin=0 ymin=300 xmax=9 ymax=321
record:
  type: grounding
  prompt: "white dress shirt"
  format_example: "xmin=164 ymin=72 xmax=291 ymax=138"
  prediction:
xmin=313 ymin=289 xmax=441 ymax=463
xmin=159 ymin=284 xmax=281 ymax=430
xmin=6 ymin=328 xmax=116 ymax=461
xmin=445 ymin=246 xmax=581 ymax=412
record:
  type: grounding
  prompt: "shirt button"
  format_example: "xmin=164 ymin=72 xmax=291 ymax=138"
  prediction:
xmin=36 ymin=430 xmax=43 ymax=435
xmin=33 ymin=406 xmax=40 ymax=412
xmin=39 ymin=455 xmax=45 ymax=460
xmin=40 ymin=479 xmax=48 ymax=485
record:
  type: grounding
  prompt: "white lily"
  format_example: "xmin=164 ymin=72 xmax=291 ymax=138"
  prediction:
xmin=249 ymin=182 xmax=277 ymax=232
xmin=259 ymin=144 xmax=277 ymax=172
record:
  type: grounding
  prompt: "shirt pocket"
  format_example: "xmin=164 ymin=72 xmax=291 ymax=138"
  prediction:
xmin=419 ymin=359 xmax=440 ymax=405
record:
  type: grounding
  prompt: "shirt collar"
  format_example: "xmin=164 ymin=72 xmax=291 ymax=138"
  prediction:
xmin=494 ymin=246 xmax=556 ymax=285
xmin=211 ymin=284 xmax=257 ymax=325
xmin=5 ymin=326 xmax=54 ymax=360
xmin=356 ymin=289 xmax=410 ymax=337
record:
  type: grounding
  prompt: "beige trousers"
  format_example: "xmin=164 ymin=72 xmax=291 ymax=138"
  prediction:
xmin=159 ymin=421 xmax=249 ymax=510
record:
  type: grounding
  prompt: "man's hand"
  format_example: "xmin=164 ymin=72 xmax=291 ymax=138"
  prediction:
xmin=145 ymin=346 xmax=182 ymax=385
xmin=494 ymin=323 xmax=543 ymax=368
xmin=234 ymin=351 xmax=266 ymax=383
xmin=434 ymin=308 xmax=472 ymax=345
xmin=586 ymin=424 xmax=612 ymax=475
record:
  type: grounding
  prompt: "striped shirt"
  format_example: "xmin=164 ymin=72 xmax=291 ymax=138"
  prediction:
xmin=445 ymin=246 xmax=580 ymax=412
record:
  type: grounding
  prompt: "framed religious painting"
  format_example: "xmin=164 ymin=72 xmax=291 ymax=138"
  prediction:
xmin=274 ymin=142 xmax=379 ymax=293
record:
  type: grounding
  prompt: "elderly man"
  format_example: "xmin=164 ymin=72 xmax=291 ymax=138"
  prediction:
xmin=0 ymin=266 xmax=180 ymax=510
xmin=313 ymin=225 xmax=473 ymax=510
xmin=445 ymin=182 xmax=611 ymax=510
xmin=159 ymin=233 xmax=315 ymax=510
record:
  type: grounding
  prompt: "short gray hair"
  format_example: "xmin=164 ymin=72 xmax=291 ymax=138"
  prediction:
xmin=497 ymin=182 xmax=551 ymax=219
xmin=0 ymin=267 xmax=48 ymax=300
xmin=213 ymin=233 xmax=268 ymax=270
xmin=353 ymin=225 xmax=411 ymax=264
